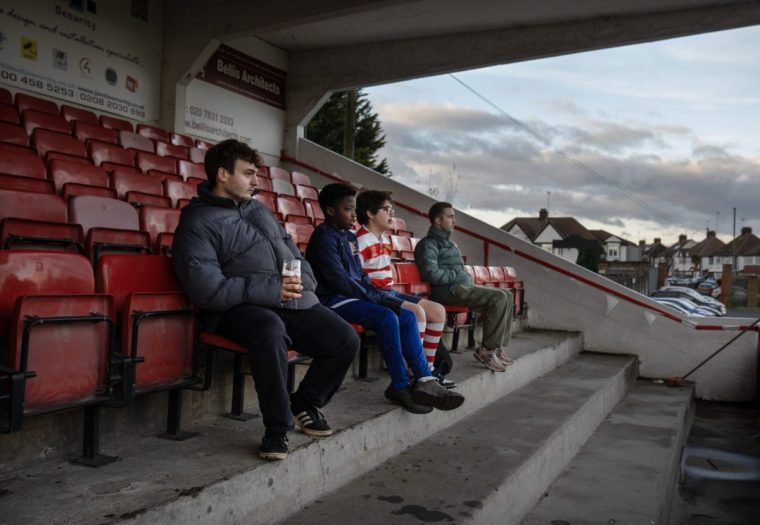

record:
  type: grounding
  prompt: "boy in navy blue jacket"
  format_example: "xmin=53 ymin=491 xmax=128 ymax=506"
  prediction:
xmin=306 ymin=183 xmax=464 ymax=413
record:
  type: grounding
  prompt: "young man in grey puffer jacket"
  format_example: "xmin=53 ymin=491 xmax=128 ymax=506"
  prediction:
xmin=172 ymin=140 xmax=359 ymax=461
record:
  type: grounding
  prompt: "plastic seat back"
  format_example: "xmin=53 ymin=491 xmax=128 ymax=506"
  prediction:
xmin=15 ymin=93 xmax=58 ymax=115
xmin=303 ymin=198 xmax=325 ymax=225
xmin=32 ymin=129 xmax=86 ymax=159
xmin=195 ymin=140 xmax=213 ymax=149
xmin=118 ymin=131 xmax=154 ymax=153
xmin=0 ymin=151 xmax=46 ymax=179
xmin=473 ymin=265 xmax=494 ymax=285
xmin=50 ymin=159 xmax=108 ymax=193
xmin=188 ymin=147 xmax=206 ymax=163
xmin=170 ymin=133 xmax=194 ymax=148
xmin=111 ymin=169 xmax=166 ymax=202
xmin=254 ymin=190 xmax=277 ymax=212
xmin=0 ymin=122 xmax=29 ymax=146
xmin=163 ymin=179 xmax=198 ymax=207
xmin=0 ymin=251 xmax=111 ymax=412
xmin=61 ymin=105 xmax=97 ymax=125
xmin=394 ymin=262 xmax=430 ymax=295
xmin=0 ymin=189 xmax=66 ymax=223
xmin=272 ymin=178 xmax=295 ymax=196
xmin=137 ymin=152 xmax=177 ymax=174
xmin=291 ymin=172 xmax=312 ymax=186
xmin=0 ymin=103 xmax=19 ymax=124
xmin=88 ymin=141 xmax=135 ymax=168
xmin=296 ymin=184 xmax=318 ymax=201
xmin=136 ymin=124 xmax=170 ymax=143
xmin=100 ymin=115 xmax=133 ymax=132
xmin=0 ymin=218 xmax=83 ymax=252
xmin=139 ymin=206 xmax=180 ymax=254
xmin=156 ymin=142 xmax=188 ymax=160
xmin=177 ymin=160 xmax=205 ymax=181
xmin=0 ymin=87 xmax=11 ymax=105
xmin=390 ymin=235 xmax=414 ymax=260
xmin=268 ymin=166 xmax=291 ymax=182
xmin=390 ymin=217 xmax=412 ymax=237
xmin=68 ymin=195 xmax=139 ymax=234
xmin=0 ymin=174 xmax=54 ymax=194
xmin=22 ymin=110 xmax=70 ymax=135
xmin=256 ymin=175 xmax=272 ymax=192
xmin=277 ymin=195 xmax=306 ymax=219
xmin=74 ymin=121 xmax=118 ymax=145
xmin=284 ymin=222 xmax=314 ymax=252
xmin=96 ymin=254 xmax=193 ymax=392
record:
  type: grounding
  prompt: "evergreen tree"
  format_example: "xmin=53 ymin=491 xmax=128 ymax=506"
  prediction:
xmin=306 ymin=89 xmax=390 ymax=175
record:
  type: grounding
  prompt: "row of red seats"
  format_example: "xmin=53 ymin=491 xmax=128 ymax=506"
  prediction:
xmin=0 ymin=250 xmax=309 ymax=463
xmin=0 ymin=89 xmax=212 ymax=158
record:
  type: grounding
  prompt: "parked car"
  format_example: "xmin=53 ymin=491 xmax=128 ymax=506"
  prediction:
xmin=656 ymin=286 xmax=726 ymax=315
xmin=696 ymin=278 xmax=718 ymax=295
xmin=664 ymin=276 xmax=691 ymax=287
xmin=653 ymin=297 xmax=717 ymax=317
xmin=711 ymin=285 xmax=760 ymax=306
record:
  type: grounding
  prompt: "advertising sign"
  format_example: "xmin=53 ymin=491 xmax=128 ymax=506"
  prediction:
xmin=0 ymin=1 xmax=162 ymax=122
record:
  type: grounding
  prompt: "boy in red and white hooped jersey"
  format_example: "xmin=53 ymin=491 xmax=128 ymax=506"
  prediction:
xmin=356 ymin=190 xmax=454 ymax=388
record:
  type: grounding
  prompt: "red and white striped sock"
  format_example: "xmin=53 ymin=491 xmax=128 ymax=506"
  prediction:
xmin=423 ymin=322 xmax=444 ymax=370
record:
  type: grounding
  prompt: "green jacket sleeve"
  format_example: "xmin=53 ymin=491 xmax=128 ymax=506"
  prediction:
xmin=414 ymin=237 xmax=462 ymax=286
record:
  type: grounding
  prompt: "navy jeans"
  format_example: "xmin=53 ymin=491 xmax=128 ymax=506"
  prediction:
xmin=332 ymin=300 xmax=431 ymax=390
xmin=216 ymin=304 xmax=359 ymax=434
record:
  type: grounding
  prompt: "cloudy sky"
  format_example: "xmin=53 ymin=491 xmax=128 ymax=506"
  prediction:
xmin=364 ymin=25 xmax=760 ymax=245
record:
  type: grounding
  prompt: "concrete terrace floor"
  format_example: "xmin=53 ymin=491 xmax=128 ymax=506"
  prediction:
xmin=674 ymin=401 xmax=760 ymax=524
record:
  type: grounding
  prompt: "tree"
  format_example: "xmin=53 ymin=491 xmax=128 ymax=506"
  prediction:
xmin=306 ymin=89 xmax=390 ymax=175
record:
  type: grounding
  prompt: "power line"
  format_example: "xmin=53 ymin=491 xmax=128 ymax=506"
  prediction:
xmin=448 ymin=73 xmax=700 ymax=235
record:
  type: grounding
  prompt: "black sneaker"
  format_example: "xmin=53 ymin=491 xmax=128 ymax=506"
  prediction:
xmin=432 ymin=370 xmax=457 ymax=389
xmin=291 ymin=403 xmax=334 ymax=437
xmin=384 ymin=384 xmax=433 ymax=414
xmin=259 ymin=432 xmax=288 ymax=461
xmin=411 ymin=379 xmax=465 ymax=411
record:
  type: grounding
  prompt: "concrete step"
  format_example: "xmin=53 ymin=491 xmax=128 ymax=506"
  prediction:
xmin=283 ymin=352 xmax=636 ymax=525
xmin=522 ymin=380 xmax=694 ymax=525
xmin=0 ymin=330 xmax=582 ymax=525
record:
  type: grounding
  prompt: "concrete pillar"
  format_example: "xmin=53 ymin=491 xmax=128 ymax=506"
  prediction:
xmin=720 ymin=264 xmax=733 ymax=306
xmin=747 ymin=275 xmax=758 ymax=308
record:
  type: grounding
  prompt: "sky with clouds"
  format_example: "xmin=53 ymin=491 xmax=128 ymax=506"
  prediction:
xmin=364 ymin=25 xmax=760 ymax=245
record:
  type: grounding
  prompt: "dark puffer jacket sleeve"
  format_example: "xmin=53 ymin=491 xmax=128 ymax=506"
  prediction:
xmin=173 ymin=221 xmax=282 ymax=311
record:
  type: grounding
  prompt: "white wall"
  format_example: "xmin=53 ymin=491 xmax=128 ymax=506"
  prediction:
xmin=179 ymin=37 xmax=287 ymax=164
xmin=294 ymin=138 xmax=758 ymax=402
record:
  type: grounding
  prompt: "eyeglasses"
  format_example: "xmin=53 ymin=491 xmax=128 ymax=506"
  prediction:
xmin=379 ymin=205 xmax=394 ymax=215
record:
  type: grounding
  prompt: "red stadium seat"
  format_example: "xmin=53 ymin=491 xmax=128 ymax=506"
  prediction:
xmin=291 ymin=171 xmax=312 ymax=187
xmin=0 ymin=189 xmax=66 ymax=223
xmin=0 ymin=174 xmax=54 ymax=194
xmin=1 ymin=217 xmax=83 ymax=252
xmin=164 ymin=179 xmax=197 ymax=207
xmin=473 ymin=265 xmax=497 ymax=287
xmin=147 ymin=170 xmax=183 ymax=183
xmin=269 ymin=166 xmax=291 ymax=182
xmin=22 ymin=110 xmax=70 ymax=135
xmin=254 ymin=190 xmax=277 ymax=213
xmin=295 ymin=184 xmax=319 ymax=201
xmin=390 ymin=235 xmax=414 ymax=260
xmin=0 ymin=251 xmax=115 ymax=465
xmin=60 ymin=105 xmax=98 ymax=125
xmin=62 ymin=183 xmax=117 ymax=200
xmin=68 ymin=195 xmax=151 ymax=263
xmin=156 ymin=141 xmax=188 ymax=160
xmin=73 ymin=121 xmax=118 ymax=145
xmin=272 ymin=178 xmax=295 ymax=196
xmin=136 ymin=124 xmax=170 ymax=143
xmin=394 ymin=262 xmax=431 ymax=296
xmin=177 ymin=159 xmax=205 ymax=181
xmin=284 ymin=222 xmax=315 ymax=253
xmin=15 ymin=93 xmax=58 ymax=115
xmin=170 ymin=132 xmax=194 ymax=148
xmin=139 ymin=206 xmax=180 ymax=255
xmin=100 ymin=115 xmax=133 ymax=132
xmin=0 ymin=122 xmax=29 ymax=146
xmin=88 ymin=141 xmax=135 ymax=169
xmin=390 ymin=217 xmax=412 ymax=237
xmin=303 ymin=198 xmax=325 ymax=225
xmin=137 ymin=151 xmax=177 ymax=174
xmin=49 ymin=159 xmax=108 ymax=194
xmin=46 ymin=151 xmax=92 ymax=165
xmin=95 ymin=255 xmax=196 ymax=441
xmin=256 ymin=175 xmax=272 ymax=192
xmin=111 ymin=169 xmax=170 ymax=208
xmin=256 ymin=166 xmax=269 ymax=178
xmin=118 ymin=131 xmax=154 ymax=153
xmin=32 ymin=129 xmax=86 ymax=160
xmin=0 ymin=103 xmax=19 ymax=124
xmin=0 ymin=87 xmax=11 ymax=105
xmin=277 ymin=195 xmax=310 ymax=224
xmin=0 ymin=151 xmax=46 ymax=179
xmin=195 ymin=140 xmax=214 ymax=149
xmin=188 ymin=147 xmax=206 ymax=163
